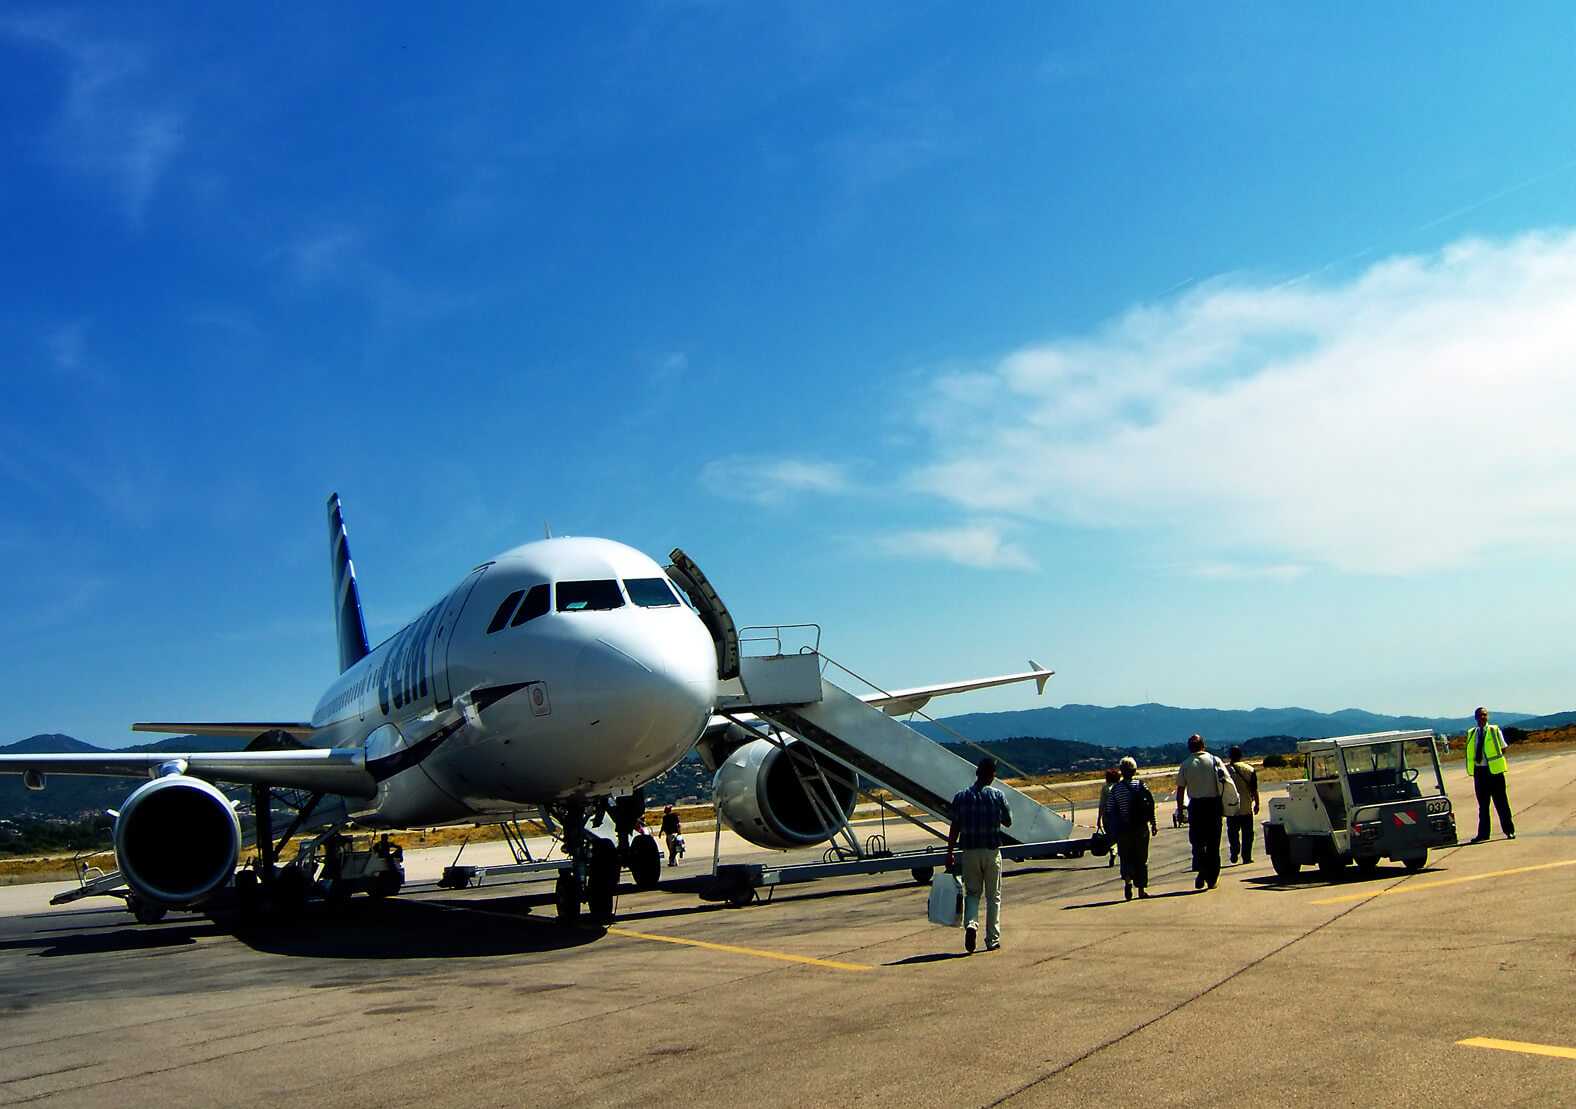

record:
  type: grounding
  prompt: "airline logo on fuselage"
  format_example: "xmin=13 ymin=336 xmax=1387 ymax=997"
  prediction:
xmin=375 ymin=603 xmax=444 ymax=717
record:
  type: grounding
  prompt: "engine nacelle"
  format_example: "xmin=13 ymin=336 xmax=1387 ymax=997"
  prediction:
xmin=714 ymin=738 xmax=857 ymax=850
xmin=114 ymin=775 xmax=241 ymax=908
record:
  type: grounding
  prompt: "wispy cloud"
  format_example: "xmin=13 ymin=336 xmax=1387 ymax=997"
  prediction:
xmin=820 ymin=79 xmax=954 ymax=210
xmin=283 ymin=226 xmax=362 ymax=285
xmin=906 ymin=231 xmax=1576 ymax=575
xmin=1 ymin=427 xmax=163 ymax=528
xmin=2 ymin=12 xmax=184 ymax=227
xmin=1 ymin=573 xmax=111 ymax=632
xmin=877 ymin=522 xmax=1037 ymax=571
xmin=652 ymin=351 xmax=689 ymax=385
xmin=1188 ymin=562 xmax=1308 ymax=582
xmin=276 ymin=225 xmax=471 ymax=331
xmin=218 ymin=615 xmax=331 ymax=645
xmin=699 ymin=456 xmax=852 ymax=506
xmin=42 ymin=320 xmax=115 ymax=389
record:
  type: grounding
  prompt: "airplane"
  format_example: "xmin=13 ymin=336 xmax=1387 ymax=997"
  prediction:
xmin=1 ymin=494 xmax=1052 ymax=926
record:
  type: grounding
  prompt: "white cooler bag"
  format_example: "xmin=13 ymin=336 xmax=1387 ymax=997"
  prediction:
xmin=926 ymin=872 xmax=964 ymax=927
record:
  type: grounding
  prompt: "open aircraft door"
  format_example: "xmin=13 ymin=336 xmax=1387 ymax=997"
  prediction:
xmin=431 ymin=563 xmax=490 ymax=709
xmin=665 ymin=548 xmax=739 ymax=680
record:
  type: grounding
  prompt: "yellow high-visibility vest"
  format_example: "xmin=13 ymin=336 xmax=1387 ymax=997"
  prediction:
xmin=1466 ymin=724 xmax=1508 ymax=775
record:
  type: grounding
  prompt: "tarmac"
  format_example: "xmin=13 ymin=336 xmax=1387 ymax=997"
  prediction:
xmin=2 ymin=750 xmax=1574 ymax=1107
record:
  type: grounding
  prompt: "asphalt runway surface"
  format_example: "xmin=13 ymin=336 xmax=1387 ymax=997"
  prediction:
xmin=3 ymin=751 xmax=1574 ymax=1107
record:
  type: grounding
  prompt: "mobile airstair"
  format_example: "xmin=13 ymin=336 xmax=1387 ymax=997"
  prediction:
xmin=699 ymin=624 xmax=1089 ymax=904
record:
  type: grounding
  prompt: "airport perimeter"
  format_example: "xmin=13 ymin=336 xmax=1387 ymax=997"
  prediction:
xmin=3 ymin=749 xmax=1573 ymax=1108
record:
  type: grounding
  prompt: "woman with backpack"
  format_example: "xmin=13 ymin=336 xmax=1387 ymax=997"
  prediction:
xmin=1102 ymin=757 xmax=1159 ymax=900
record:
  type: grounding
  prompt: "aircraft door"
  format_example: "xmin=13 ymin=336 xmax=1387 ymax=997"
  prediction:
xmin=431 ymin=564 xmax=490 ymax=710
xmin=665 ymin=548 xmax=740 ymax=680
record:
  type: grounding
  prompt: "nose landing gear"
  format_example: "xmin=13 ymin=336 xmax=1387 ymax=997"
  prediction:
xmin=550 ymin=800 xmax=622 ymax=923
xmin=551 ymin=796 xmax=647 ymax=923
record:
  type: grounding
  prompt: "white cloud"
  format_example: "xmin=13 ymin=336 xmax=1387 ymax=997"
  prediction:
xmin=699 ymin=456 xmax=851 ymax=506
xmin=877 ymin=522 xmax=1037 ymax=571
xmin=908 ymin=231 xmax=1576 ymax=574
xmin=2 ymin=13 xmax=185 ymax=227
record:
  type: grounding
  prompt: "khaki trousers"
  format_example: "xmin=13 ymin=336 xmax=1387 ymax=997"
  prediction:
xmin=959 ymin=847 xmax=1002 ymax=947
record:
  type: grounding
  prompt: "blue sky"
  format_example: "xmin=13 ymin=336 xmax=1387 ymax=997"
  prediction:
xmin=4 ymin=4 xmax=1576 ymax=746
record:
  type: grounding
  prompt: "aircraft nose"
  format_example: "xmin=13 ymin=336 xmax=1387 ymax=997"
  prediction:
xmin=581 ymin=630 xmax=716 ymax=750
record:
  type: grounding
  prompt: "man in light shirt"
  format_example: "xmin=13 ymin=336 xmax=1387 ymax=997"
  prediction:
xmin=1175 ymin=734 xmax=1228 ymax=890
xmin=945 ymin=756 xmax=1013 ymax=953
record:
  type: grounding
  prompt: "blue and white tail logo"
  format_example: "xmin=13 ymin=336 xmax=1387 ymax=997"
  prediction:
xmin=327 ymin=493 xmax=371 ymax=673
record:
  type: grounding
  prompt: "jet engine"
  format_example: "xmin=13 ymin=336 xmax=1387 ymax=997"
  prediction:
xmin=713 ymin=737 xmax=857 ymax=850
xmin=114 ymin=775 xmax=242 ymax=908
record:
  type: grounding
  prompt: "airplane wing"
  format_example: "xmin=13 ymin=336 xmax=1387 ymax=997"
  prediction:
xmin=707 ymin=660 xmax=1053 ymax=731
xmin=132 ymin=721 xmax=317 ymax=738
xmin=0 ymin=749 xmax=376 ymax=797
xmin=859 ymin=661 xmax=1053 ymax=716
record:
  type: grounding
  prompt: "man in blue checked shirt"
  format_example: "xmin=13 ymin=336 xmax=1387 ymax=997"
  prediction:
xmin=945 ymin=755 xmax=1013 ymax=953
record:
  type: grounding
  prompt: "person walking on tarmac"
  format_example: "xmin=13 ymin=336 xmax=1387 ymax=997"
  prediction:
xmin=660 ymin=804 xmax=684 ymax=866
xmin=1224 ymin=746 xmax=1260 ymax=864
xmin=1175 ymin=734 xmax=1229 ymax=890
xmin=945 ymin=756 xmax=1013 ymax=953
xmin=1466 ymin=707 xmax=1515 ymax=842
xmin=1097 ymin=766 xmax=1120 ymax=868
xmin=1103 ymin=757 xmax=1158 ymax=900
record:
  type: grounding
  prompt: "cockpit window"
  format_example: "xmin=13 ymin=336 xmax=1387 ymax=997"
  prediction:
xmin=511 ymin=583 xmax=551 ymax=626
xmin=486 ymin=590 xmax=524 ymax=634
xmin=556 ymin=579 xmax=624 ymax=612
xmin=625 ymin=577 xmax=680 ymax=608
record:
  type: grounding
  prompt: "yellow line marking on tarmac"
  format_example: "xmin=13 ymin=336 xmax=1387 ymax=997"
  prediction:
xmin=603 ymin=926 xmax=872 ymax=972
xmin=1458 ymin=1037 xmax=1576 ymax=1061
xmin=1311 ymin=858 xmax=1576 ymax=905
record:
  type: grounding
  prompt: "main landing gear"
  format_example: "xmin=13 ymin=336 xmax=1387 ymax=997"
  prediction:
xmin=612 ymin=790 xmax=662 ymax=891
xmin=231 ymin=786 xmax=404 ymax=921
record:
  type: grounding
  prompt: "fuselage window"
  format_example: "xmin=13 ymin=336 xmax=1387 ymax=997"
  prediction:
xmin=624 ymin=577 xmax=680 ymax=607
xmin=511 ymin=583 xmax=551 ymax=626
xmin=556 ymin=579 xmax=624 ymax=612
xmin=486 ymin=591 xmax=525 ymax=634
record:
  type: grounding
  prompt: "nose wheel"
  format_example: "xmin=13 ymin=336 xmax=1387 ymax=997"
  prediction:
xmin=551 ymin=800 xmax=624 ymax=923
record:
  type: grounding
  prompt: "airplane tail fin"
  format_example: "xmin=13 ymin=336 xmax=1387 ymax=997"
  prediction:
xmin=327 ymin=493 xmax=371 ymax=673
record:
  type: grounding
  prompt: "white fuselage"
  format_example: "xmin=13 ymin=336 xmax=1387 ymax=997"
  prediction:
xmin=306 ymin=537 xmax=718 ymax=827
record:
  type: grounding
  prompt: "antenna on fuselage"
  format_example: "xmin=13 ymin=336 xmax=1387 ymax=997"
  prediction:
xmin=544 ymin=522 xmax=553 ymax=539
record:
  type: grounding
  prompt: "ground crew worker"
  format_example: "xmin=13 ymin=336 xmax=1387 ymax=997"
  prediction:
xmin=1224 ymin=746 xmax=1260 ymax=864
xmin=1466 ymin=707 xmax=1515 ymax=842
xmin=945 ymin=755 xmax=1012 ymax=953
xmin=660 ymin=805 xmax=684 ymax=866
xmin=1175 ymin=734 xmax=1228 ymax=890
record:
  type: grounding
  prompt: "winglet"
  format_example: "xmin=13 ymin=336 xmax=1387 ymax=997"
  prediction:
xmin=1030 ymin=660 xmax=1051 ymax=695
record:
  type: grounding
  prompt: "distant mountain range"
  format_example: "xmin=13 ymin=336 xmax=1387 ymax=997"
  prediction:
xmin=1496 ymin=709 xmax=1576 ymax=732
xmin=915 ymin=703 xmax=1529 ymax=747
xmin=0 ymin=733 xmax=250 ymax=822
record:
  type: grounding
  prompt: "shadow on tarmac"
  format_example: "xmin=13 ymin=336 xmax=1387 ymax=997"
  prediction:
xmin=1061 ymin=888 xmax=1200 ymax=909
xmin=226 ymin=896 xmax=605 ymax=959
xmin=1240 ymin=864 xmax=1441 ymax=893
xmin=1 ymin=896 xmax=604 ymax=960
xmin=0 ymin=919 xmax=226 ymax=958
xmin=884 ymin=951 xmax=971 ymax=966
